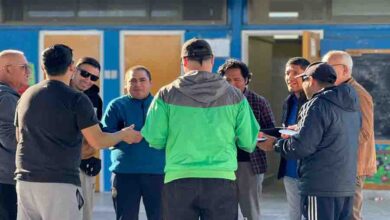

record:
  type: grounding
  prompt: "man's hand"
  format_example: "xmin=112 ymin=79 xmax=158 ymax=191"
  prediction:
xmin=121 ymin=124 xmax=143 ymax=144
xmin=281 ymin=124 xmax=298 ymax=139
xmin=257 ymin=132 xmax=277 ymax=151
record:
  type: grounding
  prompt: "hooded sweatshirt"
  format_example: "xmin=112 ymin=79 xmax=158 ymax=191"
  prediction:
xmin=0 ymin=82 xmax=20 ymax=184
xmin=141 ymin=71 xmax=259 ymax=183
xmin=275 ymin=83 xmax=361 ymax=197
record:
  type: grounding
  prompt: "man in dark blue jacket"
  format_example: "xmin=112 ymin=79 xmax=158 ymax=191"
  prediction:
xmin=261 ymin=62 xmax=360 ymax=220
xmin=278 ymin=57 xmax=309 ymax=220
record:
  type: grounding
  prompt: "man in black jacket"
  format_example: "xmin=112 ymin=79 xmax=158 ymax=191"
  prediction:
xmin=71 ymin=57 xmax=103 ymax=220
xmin=278 ymin=57 xmax=309 ymax=220
xmin=261 ymin=62 xmax=360 ymax=220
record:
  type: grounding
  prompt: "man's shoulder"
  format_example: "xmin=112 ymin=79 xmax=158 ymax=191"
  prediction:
xmin=157 ymin=82 xmax=176 ymax=96
xmin=0 ymin=84 xmax=19 ymax=98
xmin=245 ymin=89 xmax=268 ymax=103
xmin=107 ymin=95 xmax=130 ymax=107
xmin=301 ymin=96 xmax=321 ymax=111
xmin=348 ymin=78 xmax=372 ymax=101
xmin=154 ymin=82 xmax=182 ymax=103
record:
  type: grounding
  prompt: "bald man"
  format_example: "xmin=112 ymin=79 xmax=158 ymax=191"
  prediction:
xmin=0 ymin=50 xmax=30 ymax=220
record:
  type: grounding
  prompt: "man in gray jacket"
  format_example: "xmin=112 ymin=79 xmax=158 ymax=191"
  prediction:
xmin=0 ymin=50 xmax=30 ymax=220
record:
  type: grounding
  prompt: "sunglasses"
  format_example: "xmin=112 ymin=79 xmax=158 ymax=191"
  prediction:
xmin=301 ymin=75 xmax=310 ymax=81
xmin=79 ymin=69 xmax=99 ymax=82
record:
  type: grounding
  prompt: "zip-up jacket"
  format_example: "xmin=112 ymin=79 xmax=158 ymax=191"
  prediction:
xmin=102 ymin=94 xmax=165 ymax=174
xmin=141 ymin=71 xmax=260 ymax=183
xmin=275 ymin=84 xmax=361 ymax=197
xmin=277 ymin=92 xmax=307 ymax=179
xmin=0 ymin=82 xmax=19 ymax=184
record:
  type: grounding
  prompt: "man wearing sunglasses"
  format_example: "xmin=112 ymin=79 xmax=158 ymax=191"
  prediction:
xmin=70 ymin=57 xmax=103 ymax=220
xmin=0 ymin=49 xmax=30 ymax=220
xmin=323 ymin=51 xmax=376 ymax=220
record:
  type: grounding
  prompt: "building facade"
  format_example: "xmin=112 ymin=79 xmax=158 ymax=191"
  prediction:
xmin=1 ymin=0 xmax=388 ymax=191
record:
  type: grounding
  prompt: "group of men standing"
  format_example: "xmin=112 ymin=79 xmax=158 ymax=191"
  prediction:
xmin=0 ymin=37 xmax=376 ymax=220
xmin=259 ymin=51 xmax=375 ymax=220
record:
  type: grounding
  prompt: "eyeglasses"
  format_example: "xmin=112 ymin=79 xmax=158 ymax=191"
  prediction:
xmin=330 ymin=64 xmax=346 ymax=68
xmin=6 ymin=64 xmax=31 ymax=71
xmin=79 ymin=69 xmax=99 ymax=82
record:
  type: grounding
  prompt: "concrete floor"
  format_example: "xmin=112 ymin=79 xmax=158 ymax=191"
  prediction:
xmin=92 ymin=181 xmax=390 ymax=220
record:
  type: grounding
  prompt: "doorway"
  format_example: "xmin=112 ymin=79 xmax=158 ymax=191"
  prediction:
xmin=242 ymin=30 xmax=322 ymax=180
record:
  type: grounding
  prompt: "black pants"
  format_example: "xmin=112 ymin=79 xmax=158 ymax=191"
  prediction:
xmin=301 ymin=195 xmax=353 ymax=220
xmin=111 ymin=173 xmax=164 ymax=220
xmin=162 ymin=178 xmax=238 ymax=220
xmin=0 ymin=183 xmax=17 ymax=220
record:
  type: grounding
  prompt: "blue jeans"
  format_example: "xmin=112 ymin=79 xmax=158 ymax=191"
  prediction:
xmin=162 ymin=178 xmax=238 ymax=220
xmin=111 ymin=173 xmax=164 ymax=220
xmin=284 ymin=176 xmax=301 ymax=220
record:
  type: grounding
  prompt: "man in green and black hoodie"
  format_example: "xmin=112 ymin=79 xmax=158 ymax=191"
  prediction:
xmin=141 ymin=38 xmax=259 ymax=220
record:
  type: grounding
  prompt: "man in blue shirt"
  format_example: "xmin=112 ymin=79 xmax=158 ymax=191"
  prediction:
xmin=278 ymin=57 xmax=309 ymax=220
xmin=102 ymin=65 xmax=165 ymax=220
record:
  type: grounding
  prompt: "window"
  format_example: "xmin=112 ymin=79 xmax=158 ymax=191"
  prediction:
xmin=0 ymin=0 xmax=226 ymax=25
xmin=248 ymin=0 xmax=390 ymax=24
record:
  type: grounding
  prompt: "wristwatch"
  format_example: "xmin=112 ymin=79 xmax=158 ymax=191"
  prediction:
xmin=273 ymin=138 xmax=282 ymax=152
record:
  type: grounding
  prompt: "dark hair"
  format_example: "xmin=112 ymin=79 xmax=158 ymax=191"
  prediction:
xmin=181 ymin=38 xmax=213 ymax=65
xmin=76 ymin=57 xmax=101 ymax=71
xmin=217 ymin=59 xmax=252 ymax=85
xmin=126 ymin=65 xmax=152 ymax=81
xmin=42 ymin=44 xmax=73 ymax=76
xmin=286 ymin=57 xmax=310 ymax=70
xmin=186 ymin=56 xmax=213 ymax=66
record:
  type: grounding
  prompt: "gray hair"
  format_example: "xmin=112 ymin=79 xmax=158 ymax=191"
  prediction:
xmin=0 ymin=49 xmax=24 ymax=58
xmin=322 ymin=50 xmax=353 ymax=74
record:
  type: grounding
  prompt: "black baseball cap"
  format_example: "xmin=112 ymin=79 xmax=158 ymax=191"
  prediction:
xmin=181 ymin=38 xmax=213 ymax=58
xmin=296 ymin=62 xmax=337 ymax=84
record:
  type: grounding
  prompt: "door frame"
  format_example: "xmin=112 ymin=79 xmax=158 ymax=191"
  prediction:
xmin=119 ymin=30 xmax=184 ymax=95
xmin=39 ymin=30 xmax=104 ymax=95
xmin=39 ymin=30 xmax=105 ymax=191
xmin=241 ymin=29 xmax=324 ymax=64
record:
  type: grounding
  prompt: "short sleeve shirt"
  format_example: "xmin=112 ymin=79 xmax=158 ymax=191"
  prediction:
xmin=15 ymin=80 xmax=98 ymax=186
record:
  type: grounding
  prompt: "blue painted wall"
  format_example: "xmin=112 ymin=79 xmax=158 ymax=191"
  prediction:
xmin=3 ymin=0 xmax=390 ymax=191
xmin=0 ymin=29 xmax=39 ymax=82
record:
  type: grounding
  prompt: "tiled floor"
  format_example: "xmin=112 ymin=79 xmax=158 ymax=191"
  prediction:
xmin=93 ymin=180 xmax=390 ymax=220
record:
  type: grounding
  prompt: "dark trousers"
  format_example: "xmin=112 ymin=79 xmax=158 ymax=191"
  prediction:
xmin=301 ymin=195 xmax=353 ymax=220
xmin=162 ymin=178 xmax=238 ymax=220
xmin=0 ymin=183 xmax=17 ymax=220
xmin=111 ymin=173 xmax=164 ymax=220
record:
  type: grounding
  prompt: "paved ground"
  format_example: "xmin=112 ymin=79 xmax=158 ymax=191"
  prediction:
xmin=93 ymin=180 xmax=390 ymax=220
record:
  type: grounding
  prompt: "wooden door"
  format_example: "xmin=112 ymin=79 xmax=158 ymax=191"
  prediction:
xmin=302 ymin=31 xmax=321 ymax=63
xmin=122 ymin=32 xmax=182 ymax=95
